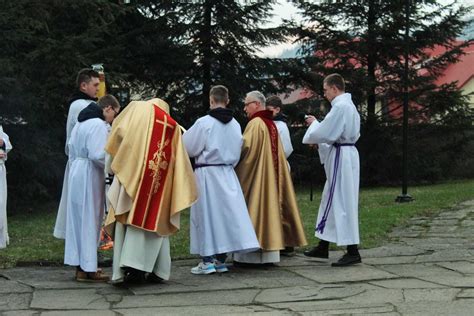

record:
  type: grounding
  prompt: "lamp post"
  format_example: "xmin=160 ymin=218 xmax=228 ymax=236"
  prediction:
xmin=396 ymin=0 xmax=414 ymax=203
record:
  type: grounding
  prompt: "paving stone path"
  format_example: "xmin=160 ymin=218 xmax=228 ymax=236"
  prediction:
xmin=1 ymin=200 xmax=474 ymax=315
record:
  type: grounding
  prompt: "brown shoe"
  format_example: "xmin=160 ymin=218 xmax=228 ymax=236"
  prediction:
xmin=76 ymin=270 xmax=110 ymax=283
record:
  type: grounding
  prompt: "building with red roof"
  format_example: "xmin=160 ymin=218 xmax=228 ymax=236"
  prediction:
xmin=282 ymin=41 xmax=474 ymax=120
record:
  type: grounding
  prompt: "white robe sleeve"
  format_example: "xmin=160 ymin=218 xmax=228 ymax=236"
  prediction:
xmin=278 ymin=123 xmax=293 ymax=159
xmin=302 ymin=121 xmax=331 ymax=165
xmin=183 ymin=120 xmax=207 ymax=158
xmin=105 ymin=153 xmax=113 ymax=175
xmin=65 ymin=108 xmax=77 ymax=156
xmin=302 ymin=120 xmax=320 ymax=144
xmin=318 ymin=143 xmax=332 ymax=165
xmin=87 ymin=123 xmax=107 ymax=169
xmin=302 ymin=106 xmax=345 ymax=144
xmin=1 ymin=134 xmax=12 ymax=153
xmin=65 ymin=100 xmax=90 ymax=156
xmin=0 ymin=129 xmax=12 ymax=161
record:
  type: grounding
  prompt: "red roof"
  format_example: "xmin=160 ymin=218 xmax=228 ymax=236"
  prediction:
xmin=427 ymin=41 xmax=474 ymax=88
xmin=281 ymin=87 xmax=314 ymax=104
xmin=283 ymin=40 xmax=474 ymax=106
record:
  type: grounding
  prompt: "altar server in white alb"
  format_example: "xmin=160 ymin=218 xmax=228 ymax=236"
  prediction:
xmin=183 ymin=85 xmax=260 ymax=274
xmin=0 ymin=126 xmax=12 ymax=249
xmin=64 ymin=95 xmax=120 ymax=282
xmin=266 ymin=95 xmax=293 ymax=161
xmin=302 ymin=73 xmax=362 ymax=267
xmin=54 ymin=68 xmax=100 ymax=239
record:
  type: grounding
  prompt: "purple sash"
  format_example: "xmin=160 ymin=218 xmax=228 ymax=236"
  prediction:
xmin=316 ymin=143 xmax=355 ymax=234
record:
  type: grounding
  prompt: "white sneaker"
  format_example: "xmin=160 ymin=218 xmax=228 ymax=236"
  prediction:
xmin=191 ymin=262 xmax=216 ymax=275
xmin=214 ymin=260 xmax=229 ymax=273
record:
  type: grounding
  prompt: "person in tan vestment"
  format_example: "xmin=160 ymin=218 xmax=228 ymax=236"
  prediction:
xmin=104 ymin=98 xmax=197 ymax=284
xmin=233 ymin=91 xmax=307 ymax=265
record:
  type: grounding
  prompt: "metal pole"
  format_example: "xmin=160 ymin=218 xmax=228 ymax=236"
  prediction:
xmin=396 ymin=0 xmax=414 ymax=203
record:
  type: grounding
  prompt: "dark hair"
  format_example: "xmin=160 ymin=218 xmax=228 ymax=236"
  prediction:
xmin=266 ymin=95 xmax=282 ymax=108
xmin=76 ymin=68 xmax=100 ymax=89
xmin=210 ymin=85 xmax=229 ymax=104
xmin=324 ymin=73 xmax=345 ymax=92
xmin=97 ymin=95 xmax=120 ymax=110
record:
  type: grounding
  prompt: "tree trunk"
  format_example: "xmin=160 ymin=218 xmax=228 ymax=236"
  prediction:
xmin=366 ymin=0 xmax=377 ymax=125
xmin=201 ymin=0 xmax=212 ymax=113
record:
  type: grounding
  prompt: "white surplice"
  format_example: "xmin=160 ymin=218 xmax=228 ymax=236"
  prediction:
xmin=274 ymin=120 xmax=293 ymax=159
xmin=107 ymin=171 xmax=172 ymax=282
xmin=0 ymin=127 xmax=12 ymax=249
xmin=63 ymin=118 xmax=108 ymax=272
xmin=54 ymin=99 xmax=93 ymax=239
xmin=302 ymin=93 xmax=361 ymax=246
xmin=183 ymin=115 xmax=260 ymax=257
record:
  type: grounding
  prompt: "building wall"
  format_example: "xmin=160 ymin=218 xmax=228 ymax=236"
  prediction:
xmin=461 ymin=78 xmax=474 ymax=110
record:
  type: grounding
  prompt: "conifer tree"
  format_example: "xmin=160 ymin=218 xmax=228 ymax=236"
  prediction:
xmin=292 ymin=0 xmax=473 ymax=126
xmin=0 ymin=0 xmax=133 ymax=205
xmin=133 ymin=0 xmax=289 ymax=125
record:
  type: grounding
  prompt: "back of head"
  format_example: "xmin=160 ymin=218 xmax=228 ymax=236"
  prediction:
xmin=266 ymin=95 xmax=282 ymax=108
xmin=323 ymin=73 xmax=345 ymax=92
xmin=98 ymin=95 xmax=120 ymax=110
xmin=246 ymin=91 xmax=266 ymax=108
xmin=210 ymin=85 xmax=229 ymax=105
xmin=76 ymin=68 xmax=100 ymax=89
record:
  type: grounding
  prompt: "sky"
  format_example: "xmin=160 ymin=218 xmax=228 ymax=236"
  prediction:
xmin=258 ymin=0 xmax=301 ymax=58
xmin=258 ymin=0 xmax=473 ymax=58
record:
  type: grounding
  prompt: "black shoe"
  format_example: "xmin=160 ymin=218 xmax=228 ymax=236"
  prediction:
xmin=280 ymin=247 xmax=296 ymax=257
xmin=146 ymin=273 xmax=164 ymax=284
xmin=123 ymin=268 xmax=146 ymax=284
xmin=331 ymin=253 xmax=362 ymax=267
xmin=303 ymin=246 xmax=329 ymax=259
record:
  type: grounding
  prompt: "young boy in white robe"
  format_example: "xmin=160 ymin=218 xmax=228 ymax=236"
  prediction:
xmin=302 ymin=73 xmax=362 ymax=267
xmin=266 ymin=95 xmax=294 ymax=161
xmin=64 ymin=95 xmax=120 ymax=281
xmin=0 ymin=126 xmax=12 ymax=249
xmin=54 ymin=68 xmax=100 ymax=239
xmin=266 ymin=95 xmax=296 ymax=257
xmin=183 ymin=85 xmax=260 ymax=274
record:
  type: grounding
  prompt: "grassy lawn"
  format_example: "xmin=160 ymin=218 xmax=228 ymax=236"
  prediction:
xmin=1 ymin=180 xmax=473 ymax=268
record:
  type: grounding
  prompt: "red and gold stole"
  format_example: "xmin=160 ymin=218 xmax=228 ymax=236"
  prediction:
xmin=131 ymin=104 xmax=177 ymax=231
xmin=250 ymin=110 xmax=279 ymax=181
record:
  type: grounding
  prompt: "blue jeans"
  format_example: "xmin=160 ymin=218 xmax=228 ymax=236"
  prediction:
xmin=202 ymin=253 xmax=227 ymax=263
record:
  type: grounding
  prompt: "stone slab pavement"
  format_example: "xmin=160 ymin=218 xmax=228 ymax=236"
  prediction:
xmin=1 ymin=200 xmax=474 ymax=315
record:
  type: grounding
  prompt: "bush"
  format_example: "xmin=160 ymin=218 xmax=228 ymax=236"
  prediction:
xmin=289 ymin=123 xmax=474 ymax=187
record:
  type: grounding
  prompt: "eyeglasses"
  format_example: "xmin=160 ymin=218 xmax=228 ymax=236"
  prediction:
xmin=244 ymin=101 xmax=258 ymax=107
xmin=110 ymin=106 xmax=119 ymax=117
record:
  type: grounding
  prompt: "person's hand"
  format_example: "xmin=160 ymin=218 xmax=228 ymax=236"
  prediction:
xmin=0 ymin=153 xmax=6 ymax=159
xmin=309 ymin=144 xmax=319 ymax=150
xmin=0 ymin=138 xmax=4 ymax=147
xmin=305 ymin=115 xmax=316 ymax=126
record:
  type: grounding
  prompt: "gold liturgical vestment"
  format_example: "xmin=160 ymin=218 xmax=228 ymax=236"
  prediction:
xmin=104 ymin=98 xmax=197 ymax=236
xmin=235 ymin=110 xmax=307 ymax=251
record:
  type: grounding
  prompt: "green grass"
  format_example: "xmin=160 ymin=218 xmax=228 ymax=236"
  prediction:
xmin=298 ymin=179 xmax=474 ymax=249
xmin=1 ymin=180 xmax=473 ymax=268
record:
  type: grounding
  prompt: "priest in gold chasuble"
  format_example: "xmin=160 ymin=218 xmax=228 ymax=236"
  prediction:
xmin=104 ymin=98 xmax=197 ymax=283
xmin=234 ymin=91 xmax=307 ymax=265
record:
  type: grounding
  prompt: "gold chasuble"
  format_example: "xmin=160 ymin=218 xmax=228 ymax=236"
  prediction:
xmin=104 ymin=98 xmax=197 ymax=236
xmin=235 ymin=110 xmax=307 ymax=251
